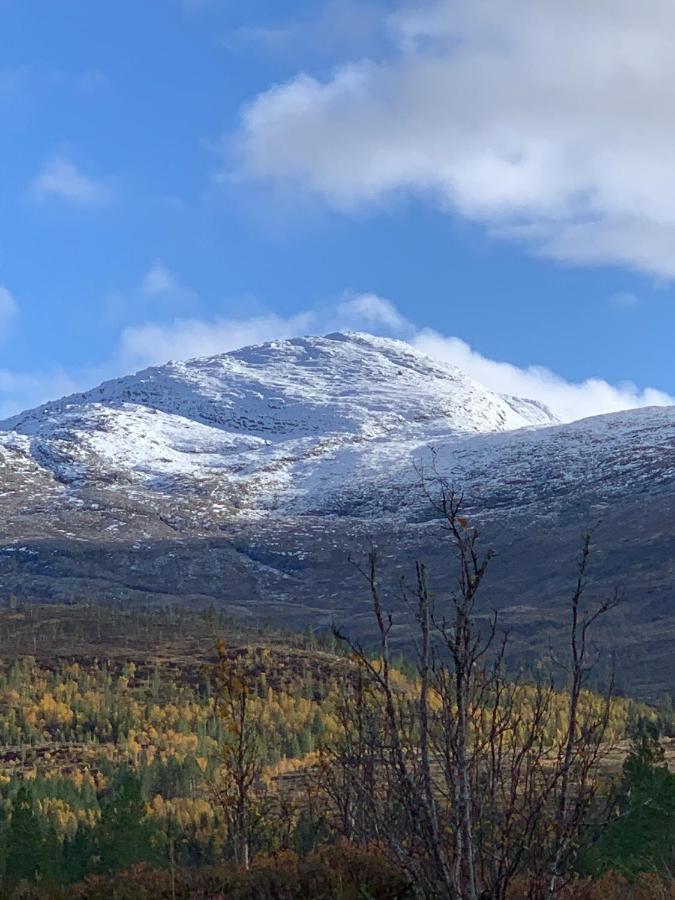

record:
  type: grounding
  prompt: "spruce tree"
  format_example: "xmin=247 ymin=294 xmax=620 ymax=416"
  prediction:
xmin=5 ymin=786 xmax=59 ymax=886
xmin=585 ymin=721 xmax=675 ymax=877
xmin=97 ymin=770 xmax=161 ymax=874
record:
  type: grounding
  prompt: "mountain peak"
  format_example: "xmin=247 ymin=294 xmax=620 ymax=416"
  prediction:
xmin=1 ymin=331 xmax=556 ymax=439
xmin=1 ymin=332 xmax=675 ymax=699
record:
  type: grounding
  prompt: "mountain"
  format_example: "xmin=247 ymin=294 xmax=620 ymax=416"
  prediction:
xmin=0 ymin=332 xmax=673 ymax=699
xmin=0 ymin=332 xmax=557 ymax=525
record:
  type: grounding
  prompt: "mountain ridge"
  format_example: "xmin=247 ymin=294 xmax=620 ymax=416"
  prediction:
xmin=1 ymin=332 xmax=558 ymax=436
xmin=0 ymin=332 xmax=673 ymax=700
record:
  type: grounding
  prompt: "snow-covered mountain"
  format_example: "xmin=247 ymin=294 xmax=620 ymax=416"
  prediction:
xmin=0 ymin=332 xmax=673 ymax=699
xmin=0 ymin=332 xmax=557 ymax=517
xmin=3 ymin=332 xmax=557 ymax=438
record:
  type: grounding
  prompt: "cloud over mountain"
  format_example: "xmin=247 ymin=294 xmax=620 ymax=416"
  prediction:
xmin=116 ymin=292 xmax=675 ymax=424
xmin=236 ymin=0 xmax=675 ymax=277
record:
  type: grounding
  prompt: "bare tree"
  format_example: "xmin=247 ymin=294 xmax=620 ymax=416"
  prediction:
xmin=544 ymin=535 xmax=619 ymax=899
xmin=326 ymin=478 xmax=619 ymax=900
xmin=318 ymin=656 xmax=382 ymax=843
xmin=211 ymin=641 xmax=265 ymax=869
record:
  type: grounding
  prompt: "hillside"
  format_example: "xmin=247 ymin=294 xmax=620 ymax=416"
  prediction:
xmin=0 ymin=332 xmax=673 ymax=698
xmin=0 ymin=332 xmax=555 ymax=506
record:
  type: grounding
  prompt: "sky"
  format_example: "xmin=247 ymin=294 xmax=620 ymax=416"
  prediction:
xmin=2 ymin=0 xmax=675 ymax=422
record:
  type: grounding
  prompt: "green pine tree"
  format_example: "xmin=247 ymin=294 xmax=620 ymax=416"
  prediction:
xmin=5 ymin=785 xmax=61 ymax=886
xmin=97 ymin=770 xmax=161 ymax=874
xmin=584 ymin=721 xmax=675 ymax=878
xmin=64 ymin=823 xmax=96 ymax=885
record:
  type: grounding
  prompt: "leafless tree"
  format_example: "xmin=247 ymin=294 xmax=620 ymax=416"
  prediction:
xmin=326 ymin=477 xmax=620 ymax=900
xmin=211 ymin=640 xmax=265 ymax=869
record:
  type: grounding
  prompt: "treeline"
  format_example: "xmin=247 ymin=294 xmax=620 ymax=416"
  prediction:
xmin=0 ymin=654 xmax=335 ymax=764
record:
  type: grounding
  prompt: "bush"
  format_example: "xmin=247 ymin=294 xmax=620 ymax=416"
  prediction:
xmin=6 ymin=842 xmax=411 ymax=900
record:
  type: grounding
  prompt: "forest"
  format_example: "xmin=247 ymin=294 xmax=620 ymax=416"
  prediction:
xmin=0 ymin=492 xmax=673 ymax=898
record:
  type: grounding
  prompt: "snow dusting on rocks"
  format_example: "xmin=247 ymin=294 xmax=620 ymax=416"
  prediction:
xmin=0 ymin=332 xmax=559 ymax=512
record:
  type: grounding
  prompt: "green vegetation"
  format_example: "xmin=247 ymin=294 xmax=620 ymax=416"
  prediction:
xmin=0 ymin=602 xmax=667 ymax=898
xmin=0 ymin=497 xmax=673 ymax=900
xmin=582 ymin=721 xmax=675 ymax=880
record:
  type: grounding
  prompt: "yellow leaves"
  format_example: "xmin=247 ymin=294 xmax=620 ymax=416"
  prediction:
xmin=148 ymin=703 xmax=164 ymax=724
xmin=2 ymin=688 xmax=21 ymax=707
xmin=150 ymin=796 xmax=216 ymax=831
xmin=124 ymin=734 xmax=143 ymax=760
xmin=37 ymin=797 xmax=81 ymax=839
xmin=36 ymin=694 xmax=75 ymax=727
xmin=264 ymin=752 xmax=318 ymax=781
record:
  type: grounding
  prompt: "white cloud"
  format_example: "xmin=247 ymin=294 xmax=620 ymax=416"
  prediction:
xmin=0 ymin=286 xmax=18 ymax=335
xmin=235 ymin=0 xmax=675 ymax=278
xmin=117 ymin=291 xmax=406 ymax=368
xmin=336 ymin=292 xmax=409 ymax=332
xmin=118 ymin=312 xmax=317 ymax=368
xmin=140 ymin=261 xmax=180 ymax=296
xmin=117 ymin=292 xmax=407 ymax=368
xmin=30 ymin=156 xmax=110 ymax=208
xmin=411 ymin=329 xmax=673 ymax=423
xmin=116 ymin=292 xmax=674 ymax=422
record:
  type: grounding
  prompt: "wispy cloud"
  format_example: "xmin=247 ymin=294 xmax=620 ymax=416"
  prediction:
xmin=140 ymin=261 xmax=181 ymax=296
xmin=118 ymin=311 xmax=316 ymax=368
xmin=116 ymin=290 xmax=406 ymax=369
xmin=227 ymin=1 xmax=390 ymax=62
xmin=336 ymin=293 xmax=409 ymax=332
xmin=411 ymin=329 xmax=672 ymax=424
xmin=0 ymin=286 xmax=18 ymax=337
xmin=105 ymin=261 xmax=197 ymax=323
xmin=30 ymin=156 xmax=111 ymax=208
xmin=610 ymin=291 xmax=640 ymax=309
xmin=0 ymin=367 xmax=80 ymax=421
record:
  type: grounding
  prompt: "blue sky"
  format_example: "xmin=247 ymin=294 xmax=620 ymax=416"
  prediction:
xmin=2 ymin=0 xmax=675 ymax=421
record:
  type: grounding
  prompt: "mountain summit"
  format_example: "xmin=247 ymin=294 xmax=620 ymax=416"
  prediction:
xmin=2 ymin=331 xmax=556 ymax=437
xmin=0 ymin=332 xmax=673 ymax=699
xmin=0 ymin=332 xmax=556 ymax=501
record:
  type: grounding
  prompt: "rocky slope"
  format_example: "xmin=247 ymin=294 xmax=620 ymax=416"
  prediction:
xmin=0 ymin=333 xmax=673 ymax=699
